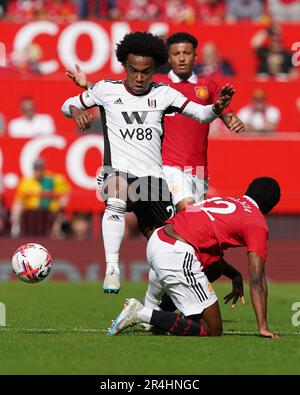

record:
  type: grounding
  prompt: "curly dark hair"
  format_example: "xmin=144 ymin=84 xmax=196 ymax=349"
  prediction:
xmin=166 ymin=32 xmax=198 ymax=49
xmin=116 ymin=32 xmax=168 ymax=68
xmin=244 ymin=177 xmax=281 ymax=214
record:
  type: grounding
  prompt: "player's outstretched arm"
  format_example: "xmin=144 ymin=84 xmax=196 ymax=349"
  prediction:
xmin=248 ymin=252 xmax=280 ymax=339
xmin=61 ymin=96 xmax=94 ymax=131
xmin=222 ymin=260 xmax=246 ymax=308
xmin=181 ymin=84 xmax=235 ymax=124
xmin=205 ymin=259 xmax=245 ymax=308
xmin=66 ymin=64 xmax=94 ymax=90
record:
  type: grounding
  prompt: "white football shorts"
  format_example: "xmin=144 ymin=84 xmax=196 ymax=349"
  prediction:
xmin=146 ymin=228 xmax=217 ymax=317
xmin=163 ymin=165 xmax=208 ymax=206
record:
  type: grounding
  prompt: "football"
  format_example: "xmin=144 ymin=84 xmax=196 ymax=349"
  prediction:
xmin=12 ymin=243 xmax=52 ymax=283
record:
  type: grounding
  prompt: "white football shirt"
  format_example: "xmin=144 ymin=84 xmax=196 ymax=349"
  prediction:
xmin=62 ymin=80 xmax=216 ymax=178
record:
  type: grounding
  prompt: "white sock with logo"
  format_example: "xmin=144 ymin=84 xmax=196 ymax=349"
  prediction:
xmin=102 ymin=198 xmax=126 ymax=273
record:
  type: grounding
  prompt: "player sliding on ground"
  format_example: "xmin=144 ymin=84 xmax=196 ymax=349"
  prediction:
xmin=62 ymin=32 xmax=235 ymax=295
xmin=108 ymin=177 xmax=281 ymax=339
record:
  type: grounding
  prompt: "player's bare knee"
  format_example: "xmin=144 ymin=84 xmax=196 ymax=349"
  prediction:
xmin=104 ymin=175 xmax=128 ymax=200
xmin=203 ymin=317 xmax=222 ymax=336
xmin=209 ymin=322 xmax=223 ymax=336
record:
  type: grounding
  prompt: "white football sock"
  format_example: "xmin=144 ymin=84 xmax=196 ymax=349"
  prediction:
xmin=102 ymin=198 xmax=126 ymax=273
xmin=137 ymin=306 xmax=153 ymax=324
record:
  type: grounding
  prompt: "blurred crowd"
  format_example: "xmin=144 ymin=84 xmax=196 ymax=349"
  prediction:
xmin=1 ymin=16 xmax=299 ymax=136
xmin=0 ymin=0 xmax=300 ymax=23
xmin=0 ymin=156 xmax=93 ymax=239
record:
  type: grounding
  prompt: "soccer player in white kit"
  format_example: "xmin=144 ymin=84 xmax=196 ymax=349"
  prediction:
xmin=62 ymin=32 xmax=235 ymax=294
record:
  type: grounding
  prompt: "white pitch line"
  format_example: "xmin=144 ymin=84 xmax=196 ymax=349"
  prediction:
xmin=0 ymin=327 xmax=300 ymax=335
xmin=224 ymin=330 xmax=300 ymax=336
xmin=0 ymin=327 xmax=102 ymax=333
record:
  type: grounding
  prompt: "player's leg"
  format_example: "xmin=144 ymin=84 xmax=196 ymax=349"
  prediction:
xmin=135 ymin=177 xmax=174 ymax=313
xmin=100 ymin=172 xmax=128 ymax=294
xmin=143 ymin=268 xmax=165 ymax=310
xmin=145 ymin=170 xmax=205 ymax=313
xmin=148 ymin=299 xmax=222 ymax=336
xmin=108 ymin=228 xmax=221 ymax=336
xmin=155 ymin=174 xmax=209 ymax=311
xmin=132 ymin=176 xmax=174 ymax=239
xmin=149 ymin=167 xmax=194 ymax=314
xmin=145 ymin=231 xmax=220 ymax=336
xmin=108 ymin=297 xmax=221 ymax=337
xmin=163 ymin=165 xmax=194 ymax=212
xmin=196 ymin=301 xmax=223 ymax=336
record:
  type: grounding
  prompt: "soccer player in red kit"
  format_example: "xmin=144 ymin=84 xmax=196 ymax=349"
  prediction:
xmin=154 ymin=32 xmax=245 ymax=211
xmin=144 ymin=33 xmax=245 ymax=315
xmin=108 ymin=177 xmax=281 ymax=339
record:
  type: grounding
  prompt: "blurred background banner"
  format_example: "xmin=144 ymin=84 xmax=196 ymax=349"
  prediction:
xmin=1 ymin=21 xmax=300 ymax=132
xmin=0 ymin=135 xmax=104 ymax=212
xmin=0 ymin=237 xmax=299 ymax=282
xmin=0 ymin=21 xmax=299 ymax=78
xmin=0 ymin=135 xmax=299 ymax=213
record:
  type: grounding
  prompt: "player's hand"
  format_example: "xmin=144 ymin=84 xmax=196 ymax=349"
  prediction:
xmin=213 ymin=84 xmax=236 ymax=115
xmin=260 ymin=328 xmax=281 ymax=339
xmin=75 ymin=112 xmax=94 ymax=131
xmin=66 ymin=64 xmax=89 ymax=89
xmin=224 ymin=273 xmax=245 ymax=308
xmin=228 ymin=115 xmax=245 ymax=133
xmin=70 ymin=106 xmax=93 ymax=131
xmin=222 ymin=113 xmax=246 ymax=133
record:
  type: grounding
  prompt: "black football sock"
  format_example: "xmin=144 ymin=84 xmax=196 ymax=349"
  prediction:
xmin=150 ymin=310 xmax=206 ymax=336
xmin=159 ymin=293 xmax=177 ymax=312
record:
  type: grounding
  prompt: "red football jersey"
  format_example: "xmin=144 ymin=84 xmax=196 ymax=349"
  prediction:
xmin=154 ymin=71 xmax=231 ymax=178
xmin=166 ymin=195 xmax=268 ymax=271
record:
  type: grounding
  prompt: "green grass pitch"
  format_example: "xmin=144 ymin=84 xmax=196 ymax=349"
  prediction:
xmin=0 ymin=281 xmax=300 ymax=374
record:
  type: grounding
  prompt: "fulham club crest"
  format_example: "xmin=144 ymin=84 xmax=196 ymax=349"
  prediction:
xmin=148 ymin=99 xmax=156 ymax=108
xmin=195 ymin=86 xmax=208 ymax=99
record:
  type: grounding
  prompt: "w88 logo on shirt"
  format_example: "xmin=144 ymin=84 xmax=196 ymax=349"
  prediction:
xmin=119 ymin=128 xmax=153 ymax=141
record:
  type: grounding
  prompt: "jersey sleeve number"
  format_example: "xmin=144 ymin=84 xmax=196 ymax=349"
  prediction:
xmin=194 ymin=197 xmax=237 ymax=221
